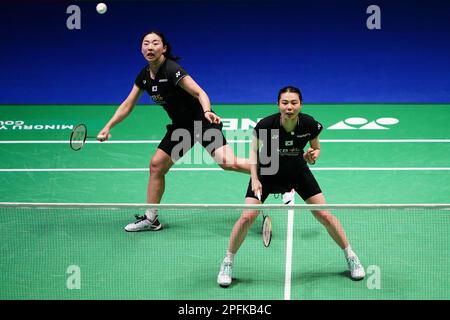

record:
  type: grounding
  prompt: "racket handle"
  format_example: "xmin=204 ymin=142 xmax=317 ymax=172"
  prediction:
xmin=96 ymin=133 xmax=111 ymax=140
xmin=256 ymin=190 xmax=261 ymax=201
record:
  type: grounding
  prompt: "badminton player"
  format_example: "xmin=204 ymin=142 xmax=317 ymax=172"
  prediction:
xmin=217 ymin=86 xmax=365 ymax=287
xmin=97 ymin=31 xmax=250 ymax=231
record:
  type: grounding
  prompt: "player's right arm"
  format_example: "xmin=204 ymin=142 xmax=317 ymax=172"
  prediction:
xmin=97 ymin=85 xmax=143 ymax=141
xmin=303 ymin=136 xmax=321 ymax=165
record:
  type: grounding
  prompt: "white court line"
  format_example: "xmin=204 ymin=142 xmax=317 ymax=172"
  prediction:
xmin=1 ymin=167 xmax=450 ymax=172
xmin=0 ymin=139 xmax=450 ymax=144
xmin=284 ymin=207 xmax=295 ymax=301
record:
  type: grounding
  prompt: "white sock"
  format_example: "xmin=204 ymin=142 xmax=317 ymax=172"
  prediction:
xmin=343 ymin=245 xmax=355 ymax=258
xmin=145 ymin=208 xmax=157 ymax=221
xmin=225 ymin=251 xmax=235 ymax=264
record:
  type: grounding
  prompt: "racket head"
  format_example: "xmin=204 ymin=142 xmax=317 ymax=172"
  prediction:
xmin=70 ymin=124 xmax=88 ymax=151
xmin=262 ymin=214 xmax=272 ymax=247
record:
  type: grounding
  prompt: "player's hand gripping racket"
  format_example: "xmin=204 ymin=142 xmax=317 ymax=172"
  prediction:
xmin=257 ymin=190 xmax=272 ymax=247
xmin=70 ymin=124 xmax=110 ymax=151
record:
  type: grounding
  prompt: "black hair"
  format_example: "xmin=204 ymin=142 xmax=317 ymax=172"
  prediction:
xmin=141 ymin=30 xmax=180 ymax=61
xmin=277 ymin=86 xmax=303 ymax=103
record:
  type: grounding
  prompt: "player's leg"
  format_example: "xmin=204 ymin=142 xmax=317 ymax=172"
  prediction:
xmin=228 ymin=197 xmax=261 ymax=254
xmin=305 ymin=193 xmax=349 ymax=249
xmin=212 ymin=144 xmax=250 ymax=173
xmin=147 ymin=148 xmax=174 ymax=203
xmin=201 ymin=123 xmax=250 ymax=173
xmin=125 ymin=125 xmax=190 ymax=232
xmin=145 ymin=126 xmax=193 ymax=221
xmin=306 ymin=193 xmax=365 ymax=280
xmin=295 ymin=166 xmax=365 ymax=279
xmin=124 ymin=149 xmax=173 ymax=232
xmin=217 ymin=197 xmax=261 ymax=287
xmin=294 ymin=167 xmax=348 ymax=248
xmin=218 ymin=181 xmax=267 ymax=287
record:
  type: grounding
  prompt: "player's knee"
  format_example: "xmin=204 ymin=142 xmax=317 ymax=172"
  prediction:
xmin=313 ymin=210 xmax=333 ymax=227
xmin=219 ymin=161 xmax=242 ymax=172
xmin=240 ymin=213 xmax=257 ymax=226
xmin=149 ymin=159 xmax=169 ymax=176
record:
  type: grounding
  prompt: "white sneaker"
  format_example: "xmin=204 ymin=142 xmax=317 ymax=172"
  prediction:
xmin=347 ymin=255 xmax=365 ymax=280
xmin=282 ymin=189 xmax=295 ymax=205
xmin=124 ymin=214 xmax=162 ymax=232
xmin=217 ymin=260 xmax=233 ymax=288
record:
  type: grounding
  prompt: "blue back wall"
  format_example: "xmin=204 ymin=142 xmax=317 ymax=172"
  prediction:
xmin=1 ymin=0 xmax=449 ymax=104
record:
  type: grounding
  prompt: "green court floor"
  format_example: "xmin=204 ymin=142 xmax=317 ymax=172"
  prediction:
xmin=0 ymin=104 xmax=449 ymax=299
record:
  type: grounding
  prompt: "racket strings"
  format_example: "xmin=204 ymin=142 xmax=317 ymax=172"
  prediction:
xmin=262 ymin=214 xmax=272 ymax=247
xmin=70 ymin=124 xmax=88 ymax=151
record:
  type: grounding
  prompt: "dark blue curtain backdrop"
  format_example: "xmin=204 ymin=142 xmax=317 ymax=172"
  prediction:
xmin=1 ymin=0 xmax=449 ymax=104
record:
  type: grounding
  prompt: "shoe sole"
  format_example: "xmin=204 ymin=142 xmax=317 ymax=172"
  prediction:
xmin=218 ymin=280 xmax=231 ymax=288
xmin=124 ymin=225 xmax=163 ymax=232
xmin=217 ymin=276 xmax=232 ymax=288
xmin=151 ymin=225 xmax=163 ymax=231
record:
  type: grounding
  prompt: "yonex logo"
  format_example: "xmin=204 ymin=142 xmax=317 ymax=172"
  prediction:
xmin=143 ymin=80 xmax=146 ymax=85
xmin=175 ymin=71 xmax=181 ymax=78
xmin=285 ymin=141 xmax=293 ymax=146
xmin=328 ymin=117 xmax=399 ymax=130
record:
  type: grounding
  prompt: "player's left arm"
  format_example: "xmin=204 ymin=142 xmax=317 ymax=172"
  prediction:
xmin=178 ymin=76 xmax=220 ymax=124
xmin=304 ymin=136 xmax=321 ymax=165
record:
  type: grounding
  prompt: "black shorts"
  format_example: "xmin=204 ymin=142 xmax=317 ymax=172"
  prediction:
xmin=158 ymin=121 xmax=228 ymax=161
xmin=245 ymin=166 xmax=322 ymax=202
